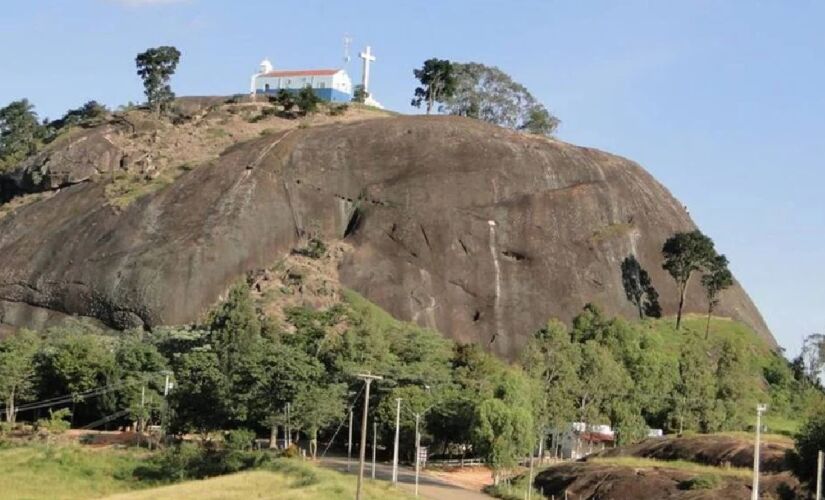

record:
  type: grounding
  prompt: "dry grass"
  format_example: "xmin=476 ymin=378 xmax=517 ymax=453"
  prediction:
xmin=587 ymin=456 xmax=752 ymax=479
xmin=106 ymin=463 xmax=411 ymax=500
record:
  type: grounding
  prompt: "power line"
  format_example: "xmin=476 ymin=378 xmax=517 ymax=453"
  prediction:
xmin=320 ymin=383 xmax=366 ymax=459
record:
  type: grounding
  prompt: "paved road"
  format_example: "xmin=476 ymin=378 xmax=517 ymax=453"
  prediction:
xmin=319 ymin=456 xmax=492 ymax=500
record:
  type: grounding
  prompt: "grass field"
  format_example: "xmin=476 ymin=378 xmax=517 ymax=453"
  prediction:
xmin=0 ymin=444 xmax=410 ymax=500
xmin=0 ymin=444 xmax=148 ymax=499
xmin=106 ymin=462 xmax=411 ymax=500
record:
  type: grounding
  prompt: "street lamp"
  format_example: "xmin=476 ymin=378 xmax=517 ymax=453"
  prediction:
xmin=751 ymin=403 xmax=768 ymax=500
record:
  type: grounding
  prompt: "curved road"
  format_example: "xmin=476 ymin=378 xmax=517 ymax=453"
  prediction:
xmin=319 ymin=456 xmax=492 ymax=500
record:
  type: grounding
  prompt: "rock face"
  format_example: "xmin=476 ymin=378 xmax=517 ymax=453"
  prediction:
xmin=0 ymin=126 xmax=123 ymax=201
xmin=0 ymin=116 xmax=774 ymax=358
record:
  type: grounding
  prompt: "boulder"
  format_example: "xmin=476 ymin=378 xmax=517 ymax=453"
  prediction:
xmin=0 ymin=116 xmax=774 ymax=358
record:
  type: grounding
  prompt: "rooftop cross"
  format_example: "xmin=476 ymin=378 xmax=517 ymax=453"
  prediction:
xmin=359 ymin=46 xmax=376 ymax=94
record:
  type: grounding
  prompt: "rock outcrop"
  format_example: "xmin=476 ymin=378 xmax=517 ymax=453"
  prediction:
xmin=0 ymin=115 xmax=774 ymax=358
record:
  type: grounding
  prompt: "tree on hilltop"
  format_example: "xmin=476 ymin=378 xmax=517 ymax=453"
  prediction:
xmin=701 ymin=254 xmax=733 ymax=338
xmin=443 ymin=62 xmax=560 ymax=136
xmin=0 ymin=99 xmax=45 ymax=171
xmin=411 ymin=58 xmax=457 ymax=114
xmin=661 ymin=230 xmax=716 ymax=330
xmin=135 ymin=46 xmax=181 ymax=116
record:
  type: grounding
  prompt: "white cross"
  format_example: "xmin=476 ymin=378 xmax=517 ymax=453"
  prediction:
xmin=359 ymin=45 xmax=376 ymax=93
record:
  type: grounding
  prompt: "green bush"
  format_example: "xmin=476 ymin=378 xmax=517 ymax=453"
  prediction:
xmin=679 ymin=474 xmax=721 ymax=490
xmin=293 ymin=238 xmax=326 ymax=259
xmin=134 ymin=441 xmax=270 ymax=482
xmin=34 ymin=409 xmax=72 ymax=434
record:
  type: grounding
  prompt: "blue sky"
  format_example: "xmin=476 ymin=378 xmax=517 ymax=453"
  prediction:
xmin=2 ymin=1 xmax=823 ymax=356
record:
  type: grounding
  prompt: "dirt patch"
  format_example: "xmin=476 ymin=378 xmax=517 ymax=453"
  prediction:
xmin=426 ymin=466 xmax=494 ymax=492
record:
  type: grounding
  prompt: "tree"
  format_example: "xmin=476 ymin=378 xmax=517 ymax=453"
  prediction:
xmin=790 ymin=412 xmax=825 ymax=485
xmin=669 ymin=339 xmax=718 ymax=433
xmin=701 ymin=254 xmax=734 ymax=338
xmin=135 ymin=46 xmax=181 ymax=115
xmin=52 ymin=101 xmax=109 ymax=130
xmin=0 ymin=99 xmax=44 ymax=171
xmin=800 ymin=333 xmax=825 ymax=384
xmin=411 ymin=58 xmax=457 ymax=114
xmin=715 ymin=339 xmax=751 ymax=429
xmin=0 ymin=330 xmax=41 ymax=423
xmin=114 ymin=338 xmax=169 ymax=431
xmin=519 ymin=105 xmax=560 ymax=136
xmin=442 ymin=62 xmax=559 ymax=135
xmin=295 ymin=85 xmax=320 ymax=115
xmin=471 ymin=370 xmax=536 ymax=485
xmin=169 ymin=350 xmax=229 ymax=436
xmin=521 ymin=320 xmax=580 ymax=449
xmin=661 ymin=230 xmax=716 ymax=330
xmin=293 ymin=383 xmax=346 ymax=459
xmin=352 ymin=84 xmax=368 ymax=104
xmin=208 ymin=281 xmax=262 ymax=378
xmin=574 ymin=341 xmax=632 ymax=423
xmin=621 ymin=255 xmax=661 ymax=319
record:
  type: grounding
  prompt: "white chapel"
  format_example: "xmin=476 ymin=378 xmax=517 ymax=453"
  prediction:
xmin=250 ymin=45 xmax=382 ymax=108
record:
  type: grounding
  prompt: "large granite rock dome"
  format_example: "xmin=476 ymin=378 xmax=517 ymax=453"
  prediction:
xmin=0 ymin=116 xmax=773 ymax=358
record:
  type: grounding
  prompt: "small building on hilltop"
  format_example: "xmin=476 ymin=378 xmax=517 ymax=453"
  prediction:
xmin=250 ymin=59 xmax=353 ymax=103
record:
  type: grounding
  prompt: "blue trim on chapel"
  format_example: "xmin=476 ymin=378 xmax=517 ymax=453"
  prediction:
xmin=255 ymin=88 xmax=352 ymax=103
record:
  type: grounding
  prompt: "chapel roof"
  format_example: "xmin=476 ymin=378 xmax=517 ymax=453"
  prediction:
xmin=259 ymin=69 xmax=341 ymax=77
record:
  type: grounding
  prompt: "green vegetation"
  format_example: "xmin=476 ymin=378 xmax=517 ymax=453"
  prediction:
xmin=679 ymin=474 xmax=722 ymax=490
xmin=0 ymin=444 xmax=149 ymax=499
xmin=443 ymin=62 xmax=560 ymax=136
xmin=522 ymin=306 xmax=819 ymax=441
xmin=589 ymin=456 xmax=751 ymax=479
xmin=411 ymin=58 xmax=457 ymax=114
xmin=135 ymin=46 xmax=181 ymax=116
xmin=0 ymin=99 xmax=45 ymax=172
xmin=0 ymin=443 xmax=409 ymax=500
xmin=621 ymin=255 xmax=661 ymax=319
xmin=661 ymin=230 xmax=722 ymax=330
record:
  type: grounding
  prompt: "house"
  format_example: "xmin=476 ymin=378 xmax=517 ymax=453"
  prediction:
xmin=250 ymin=59 xmax=353 ymax=103
xmin=551 ymin=422 xmax=615 ymax=460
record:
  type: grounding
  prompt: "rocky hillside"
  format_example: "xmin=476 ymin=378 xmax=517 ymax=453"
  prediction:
xmin=0 ymin=101 xmax=774 ymax=358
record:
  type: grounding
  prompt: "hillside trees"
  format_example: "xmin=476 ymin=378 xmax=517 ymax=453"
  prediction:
xmin=135 ymin=46 xmax=181 ymax=116
xmin=520 ymin=320 xmax=579 ymax=443
xmin=293 ymin=383 xmax=347 ymax=458
xmin=662 ymin=230 xmax=717 ymax=330
xmin=411 ymin=58 xmax=457 ymax=114
xmin=621 ymin=255 xmax=661 ymax=319
xmin=0 ymin=330 xmax=41 ymax=423
xmin=0 ymin=99 xmax=45 ymax=171
xmin=443 ymin=62 xmax=559 ymax=135
xmin=701 ymin=254 xmax=734 ymax=338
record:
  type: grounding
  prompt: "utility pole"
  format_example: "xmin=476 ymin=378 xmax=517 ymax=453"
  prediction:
xmin=348 ymin=409 xmax=354 ymax=471
xmin=415 ymin=412 xmax=421 ymax=497
xmin=392 ymin=397 xmax=401 ymax=484
xmin=751 ymin=403 xmax=767 ymax=500
xmin=817 ymin=450 xmax=824 ymax=500
xmin=355 ymin=373 xmax=382 ymax=500
xmin=372 ymin=420 xmax=377 ymax=480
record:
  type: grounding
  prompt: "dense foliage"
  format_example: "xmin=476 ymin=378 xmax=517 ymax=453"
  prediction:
xmin=411 ymin=58 xmax=457 ymax=114
xmin=0 ymin=279 xmax=818 ymax=485
xmin=442 ymin=62 xmax=559 ymax=136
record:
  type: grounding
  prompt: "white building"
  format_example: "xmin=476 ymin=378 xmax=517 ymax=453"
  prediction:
xmin=250 ymin=59 xmax=353 ymax=103
xmin=551 ymin=422 xmax=615 ymax=460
